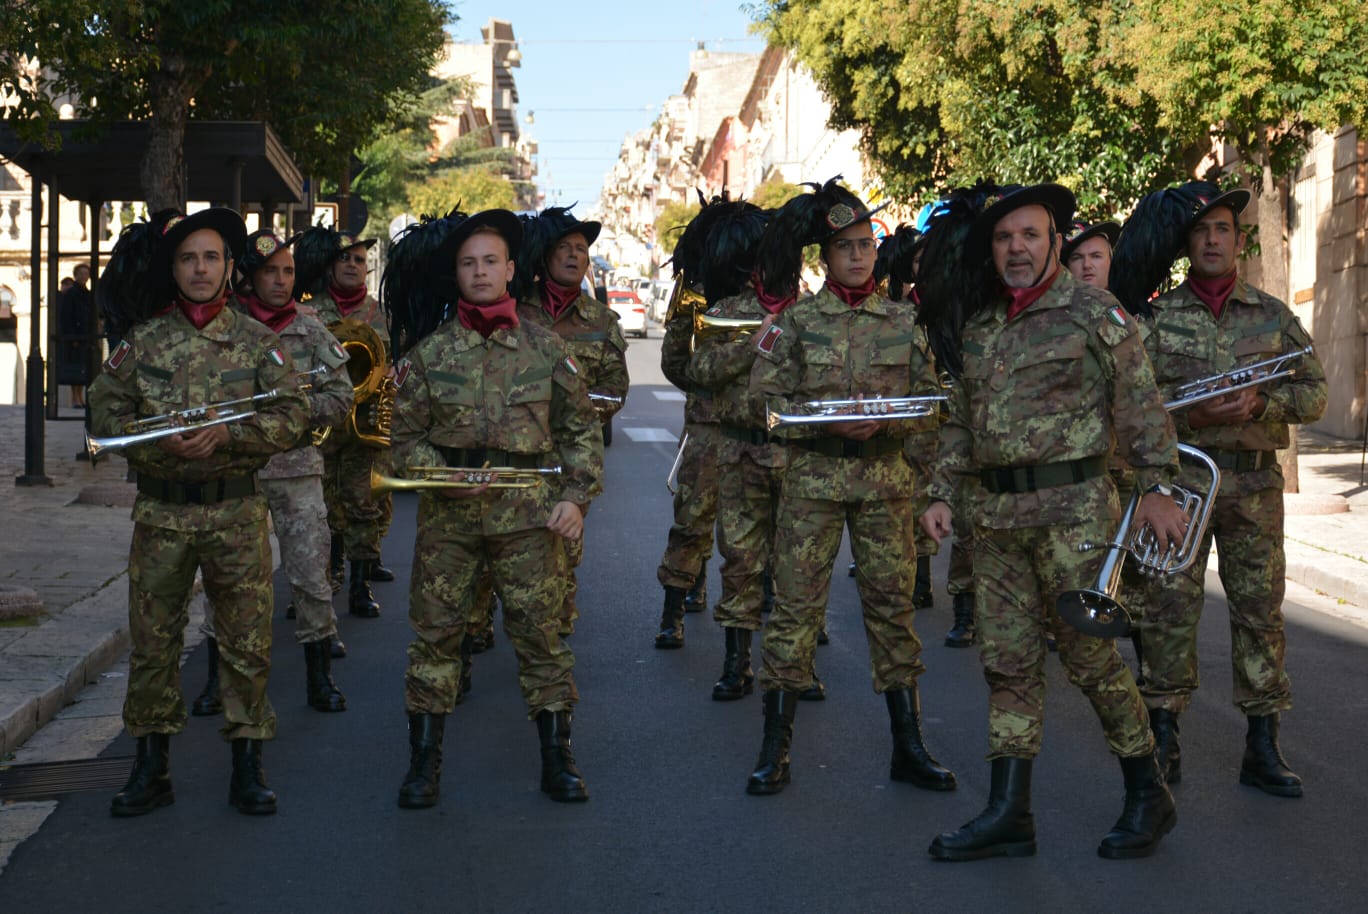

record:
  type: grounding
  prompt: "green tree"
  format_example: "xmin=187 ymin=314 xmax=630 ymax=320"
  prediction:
xmin=406 ymin=165 xmax=516 ymax=218
xmin=653 ymin=198 xmax=700 ymax=258
xmin=748 ymin=176 xmax=802 ymax=210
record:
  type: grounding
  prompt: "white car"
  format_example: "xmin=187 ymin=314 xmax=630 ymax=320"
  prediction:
xmin=608 ymin=288 xmax=648 ymax=338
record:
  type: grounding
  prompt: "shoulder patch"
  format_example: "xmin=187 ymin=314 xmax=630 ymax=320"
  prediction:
xmin=106 ymin=339 xmax=132 ymax=370
xmin=330 ymin=341 xmax=347 ymax=362
xmin=564 ymin=356 xmax=579 ymax=375
xmin=266 ymin=347 xmax=286 ymax=367
xmin=756 ymin=325 xmax=783 ymax=354
xmin=1106 ymin=306 xmax=1128 ymax=328
xmin=394 ymin=359 xmax=412 ymax=389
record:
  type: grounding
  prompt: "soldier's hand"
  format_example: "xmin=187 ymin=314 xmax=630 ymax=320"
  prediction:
xmin=828 ymin=417 xmax=880 ymax=440
xmin=438 ymin=470 xmax=490 ymax=498
xmin=920 ymin=501 xmax=954 ymax=544
xmin=160 ymin=423 xmax=230 ymax=459
xmin=1187 ymin=386 xmax=1262 ymax=428
xmin=547 ymin=500 xmax=584 ymax=540
xmin=1134 ymin=491 xmax=1189 ymax=553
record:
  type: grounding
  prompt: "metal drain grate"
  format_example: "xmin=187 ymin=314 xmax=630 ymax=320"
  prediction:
xmin=0 ymin=757 xmax=133 ymax=801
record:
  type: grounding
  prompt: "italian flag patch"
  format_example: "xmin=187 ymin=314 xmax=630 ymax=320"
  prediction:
xmin=106 ymin=339 xmax=132 ymax=370
xmin=1106 ymin=306 xmax=1128 ymax=327
xmin=330 ymin=341 xmax=347 ymax=361
xmin=267 ymin=347 xmax=286 ymax=367
xmin=564 ymin=356 xmax=579 ymax=375
xmin=394 ymin=359 xmax=411 ymax=388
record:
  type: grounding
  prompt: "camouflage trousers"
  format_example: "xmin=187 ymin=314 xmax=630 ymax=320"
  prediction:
xmin=406 ymin=497 xmax=577 ymax=718
xmin=125 ymin=518 xmax=277 ymax=741
xmin=322 ymin=437 xmax=392 ymax=561
xmin=946 ymin=519 xmax=976 ymax=596
xmin=974 ymin=520 xmax=1152 ymax=760
xmin=467 ymin=535 xmax=578 ymax=634
xmin=1136 ymin=485 xmax=1291 ymax=717
xmin=713 ymin=452 xmax=780 ymax=631
xmin=202 ymin=476 xmax=338 ymax=645
xmin=656 ymin=422 xmax=720 ymax=590
xmin=759 ymin=492 xmax=925 ymax=693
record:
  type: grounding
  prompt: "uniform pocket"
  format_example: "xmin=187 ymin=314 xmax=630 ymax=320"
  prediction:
xmin=427 ymin=371 xmax=478 ymax=430
xmin=505 ymin=376 xmax=554 ymax=445
xmin=1007 ymin=337 xmax=1085 ymax=415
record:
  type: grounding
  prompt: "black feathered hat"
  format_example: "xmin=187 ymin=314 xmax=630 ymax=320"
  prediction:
xmin=1110 ymin=180 xmax=1221 ymax=318
xmin=669 ymin=190 xmax=728 ymax=286
xmin=432 ymin=208 xmax=523 ymax=277
xmin=382 ymin=208 xmax=467 ymax=358
xmin=98 ymin=209 xmax=179 ymax=337
xmin=336 ymin=231 xmax=378 ymax=252
xmin=155 ymin=207 xmax=247 ymax=277
xmin=237 ymin=230 xmax=290 ymax=283
xmin=1187 ymin=188 xmax=1250 ymax=231
xmin=697 ymin=200 xmax=769 ymax=304
xmin=1060 ymin=220 xmax=1121 ymax=261
xmin=969 ymin=183 xmax=1075 ymax=255
xmin=753 ymin=177 xmax=887 ymax=302
xmin=875 ymin=223 xmax=923 ymax=303
xmin=515 ymin=205 xmax=600 ymax=297
xmin=291 ymin=226 xmax=341 ymax=302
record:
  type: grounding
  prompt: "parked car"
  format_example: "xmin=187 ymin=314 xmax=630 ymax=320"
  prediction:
xmin=607 ymin=288 xmax=648 ymax=338
xmin=647 ymin=280 xmax=673 ymax=323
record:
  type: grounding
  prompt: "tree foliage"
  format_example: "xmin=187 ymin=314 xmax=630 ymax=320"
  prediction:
xmin=748 ymin=176 xmax=803 ymax=210
xmin=406 ymin=165 xmax=516 ymax=219
xmin=653 ymin=198 xmax=701 ymax=258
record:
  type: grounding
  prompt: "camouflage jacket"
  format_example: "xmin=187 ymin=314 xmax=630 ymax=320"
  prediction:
xmin=751 ymin=286 xmax=940 ymax=502
xmin=310 ymin=289 xmax=387 ymax=340
xmin=517 ymin=292 xmax=629 ymax=420
xmin=661 ymin=305 xmax=716 ymax=424
xmin=686 ymin=289 xmax=787 ymax=469
xmin=246 ymin=307 xmax=353 ymax=479
xmin=1145 ymin=276 xmax=1327 ymax=496
xmin=390 ymin=318 xmax=604 ymax=535
xmin=89 ymin=306 xmax=309 ymax=531
xmin=928 ymin=270 xmax=1178 ymax=529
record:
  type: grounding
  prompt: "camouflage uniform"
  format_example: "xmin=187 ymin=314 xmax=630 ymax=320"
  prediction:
xmin=687 ymin=290 xmax=785 ymax=632
xmin=391 ymin=318 xmax=603 ymax=717
xmin=928 ymin=270 xmax=1179 ymax=759
xmin=1137 ymin=278 xmax=1326 ymax=716
xmin=313 ymin=288 xmax=393 ymax=562
xmin=88 ymin=307 xmax=308 ymax=740
xmin=657 ymin=306 xmax=720 ymax=590
xmin=517 ymin=293 xmax=629 ymax=632
xmin=752 ymin=286 xmax=941 ymax=693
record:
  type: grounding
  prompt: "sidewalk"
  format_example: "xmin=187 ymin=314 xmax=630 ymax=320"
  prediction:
xmin=1 ymin=406 xmax=1366 ymax=761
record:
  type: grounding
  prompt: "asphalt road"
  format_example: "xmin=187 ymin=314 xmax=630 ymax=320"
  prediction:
xmin=2 ymin=331 xmax=1365 ymax=912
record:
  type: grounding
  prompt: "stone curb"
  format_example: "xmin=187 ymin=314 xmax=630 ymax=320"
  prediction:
xmin=1284 ymin=538 xmax=1368 ymax=611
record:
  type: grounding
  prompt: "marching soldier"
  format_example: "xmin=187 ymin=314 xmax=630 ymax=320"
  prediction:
xmin=383 ymin=209 xmax=604 ymax=808
xmin=921 ymin=183 xmax=1186 ymax=860
xmin=190 ymin=229 xmax=353 ymax=718
xmin=91 ymin=208 xmax=308 ymax=817
xmin=294 ymin=227 xmax=393 ymax=619
xmin=746 ymin=178 xmax=953 ymax=796
xmin=1133 ymin=187 xmax=1327 ymax=794
xmin=516 ymin=207 xmax=629 ymax=638
xmin=1062 ymin=220 xmax=1120 ymax=290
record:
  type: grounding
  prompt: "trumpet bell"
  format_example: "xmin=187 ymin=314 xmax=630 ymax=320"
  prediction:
xmin=1056 ymin=588 xmax=1133 ymax=638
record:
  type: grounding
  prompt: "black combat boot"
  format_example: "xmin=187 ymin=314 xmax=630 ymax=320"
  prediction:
xmin=228 ymin=738 xmax=277 ymax=815
xmin=912 ymin=555 xmax=933 ymax=609
xmin=683 ymin=560 xmax=708 ymax=613
xmin=536 ymin=709 xmax=589 ymax=802
xmin=886 ymin=687 xmax=957 ymax=791
xmin=304 ymin=640 xmax=346 ymax=712
xmin=284 ymin=602 xmax=296 ymax=619
xmin=1240 ymin=714 xmax=1303 ymax=797
xmin=367 ymin=557 xmax=396 ymax=583
xmin=110 ymin=733 xmax=174 ymax=817
xmin=456 ymin=635 xmax=473 ymax=705
xmin=397 ymin=713 xmax=445 ymax=809
xmin=848 ymin=561 xmax=857 ymax=577
xmin=928 ymin=758 xmax=1036 ymax=860
xmin=190 ymin=637 xmax=222 ymax=716
xmin=712 ymin=628 xmax=754 ymax=701
xmin=329 ymin=633 xmax=347 ymax=659
xmin=799 ymin=672 xmax=826 ymax=702
xmin=747 ymin=690 xmax=799 ymax=795
xmin=328 ymin=537 xmax=345 ymax=594
xmin=1098 ymin=753 xmax=1176 ymax=859
xmin=469 ymin=616 xmax=496 ymax=653
xmin=945 ymin=593 xmax=977 ymax=648
xmin=1149 ymin=708 xmax=1181 ymax=785
xmin=654 ymin=585 xmax=687 ymax=649
xmin=817 ymin=621 xmax=830 ymax=645
xmin=761 ymin=570 xmax=775 ymax=614
xmin=348 ymin=561 xmax=381 ymax=617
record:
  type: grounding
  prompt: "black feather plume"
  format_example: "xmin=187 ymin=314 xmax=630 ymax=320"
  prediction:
xmin=291 ymin=225 xmax=341 ymax=302
xmin=1110 ymin=180 xmax=1220 ymax=318
xmin=97 ymin=209 xmax=177 ymax=339
xmin=698 ymin=200 xmax=769 ymax=303
xmin=515 ymin=205 xmax=589 ymax=300
xmin=381 ymin=208 xmax=468 ymax=359
xmin=875 ymin=224 xmax=922 ymax=303
xmin=670 ymin=191 xmax=735 ymax=293
xmin=753 ymin=176 xmax=869 ymax=302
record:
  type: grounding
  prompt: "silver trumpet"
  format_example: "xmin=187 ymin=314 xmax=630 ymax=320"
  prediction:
xmin=1165 ymin=345 xmax=1313 ymax=411
xmin=1056 ymin=444 xmax=1221 ymax=638
xmin=766 ymin=395 xmax=947 ymax=431
xmin=85 ymin=390 xmax=285 ymax=460
xmin=588 ymin=392 xmax=623 ymax=422
xmin=665 ymin=431 xmax=688 ymax=495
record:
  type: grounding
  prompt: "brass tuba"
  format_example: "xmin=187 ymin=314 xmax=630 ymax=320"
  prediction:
xmin=693 ymin=311 xmax=762 ymax=342
xmin=663 ymin=276 xmax=706 ymax=324
xmin=317 ymin=318 xmax=394 ymax=448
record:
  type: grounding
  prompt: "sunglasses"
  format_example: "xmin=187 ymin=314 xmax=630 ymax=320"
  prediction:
xmin=337 ymin=252 xmax=368 ymax=265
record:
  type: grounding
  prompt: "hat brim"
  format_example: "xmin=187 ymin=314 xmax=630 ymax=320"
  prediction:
xmin=1061 ymin=221 xmax=1121 ymax=260
xmin=341 ymin=237 xmax=379 ymax=251
xmin=434 ymin=209 xmax=524 ymax=274
xmin=1189 ymin=189 xmax=1250 ymax=230
xmin=159 ymin=207 xmax=248 ymax=265
xmin=817 ymin=200 xmax=892 ymax=245
xmin=973 ymin=184 xmax=1077 ymax=249
xmin=557 ymin=219 xmax=601 ymax=248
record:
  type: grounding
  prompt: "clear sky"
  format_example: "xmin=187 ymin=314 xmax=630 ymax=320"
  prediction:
xmin=447 ymin=0 xmax=767 ymax=212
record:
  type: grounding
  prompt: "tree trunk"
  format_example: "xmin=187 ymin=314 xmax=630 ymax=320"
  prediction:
xmin=139 ymin=49 xmax=210 ymax=212
xmin=1253 ymin=128 xmax=1300 ymax=493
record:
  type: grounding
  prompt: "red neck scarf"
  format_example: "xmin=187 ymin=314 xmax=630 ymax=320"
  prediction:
xmin=177 ymin=289 xmax=230 ymax=330
xmin=1187 ymin=271 xmax=1237 ymax=317
xmin=910 ymin=286 xmax=922 ymax=307
xmin=752 ymin=275 xmax=795 ymax=315
xmin=241 ymin=291 xmax=298 ymax=334
xmin=329 ymin=282 xmax=367 ymax=316
xmin=1004 ymin=266 xmax=1062 ymax=321
xmin=540 ymin=280 xmax=581 ymax=319
xmin=825 ymin=275 xmax=877 ymax=308
xmin=457 ymin=294 xmax=519 ymax=338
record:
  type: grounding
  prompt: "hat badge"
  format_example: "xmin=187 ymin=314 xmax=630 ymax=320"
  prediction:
xmin=826 ymin=203 xmax=857 ymax=231
xmin=255 ymin=235 xmax=279 ymax=256
xmin=162 ymin=214 xmax=185 ymax=235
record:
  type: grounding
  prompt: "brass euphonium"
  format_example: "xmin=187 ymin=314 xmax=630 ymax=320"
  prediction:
xmin=316 ymin=318 xmax=394 ymax=448
xmin=662 ymin=276 xmax=706 ymax=324
xmin=693 ymin=311 xmax=762 ymax=342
